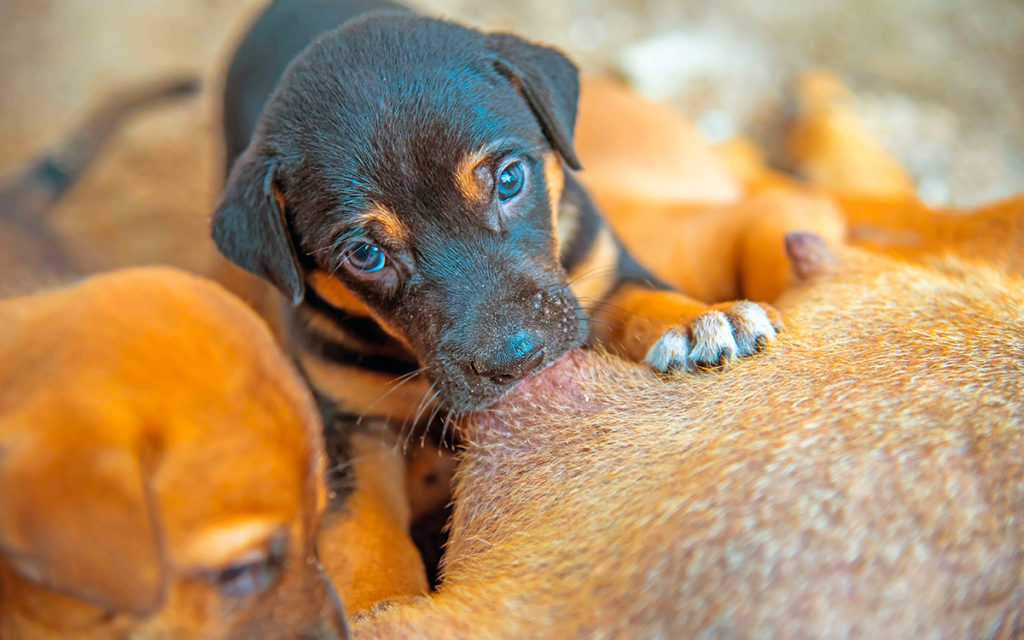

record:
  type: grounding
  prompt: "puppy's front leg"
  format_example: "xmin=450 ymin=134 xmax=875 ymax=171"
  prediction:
xmin=592 ymin=284 xmax=780 ymax=372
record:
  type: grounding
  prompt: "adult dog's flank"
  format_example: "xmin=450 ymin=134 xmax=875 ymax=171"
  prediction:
xmin=215 ymin=0 xmax=777 ymax=422
xmin=353 ymin=203 xmax=1024 ymax=638
xmin=0 ymin=269 xmax=347 ymax=639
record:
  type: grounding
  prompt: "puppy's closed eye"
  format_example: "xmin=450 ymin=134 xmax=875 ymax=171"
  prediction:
xmin=190 ymin=526 xmax=289 ymax=599
xmin=199 ymin=530 xmax=287 ymax=599
xmin=207 ymin=552 xmax=281 ymax=598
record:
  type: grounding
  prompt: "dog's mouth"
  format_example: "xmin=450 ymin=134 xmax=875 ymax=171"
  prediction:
xmin=428 ymin=342 xmax=582 ymax=413
xmin=426 ymin=300 xmax=588 ymax=413
xmin=461 ymin=347 xmax=600 ymax=436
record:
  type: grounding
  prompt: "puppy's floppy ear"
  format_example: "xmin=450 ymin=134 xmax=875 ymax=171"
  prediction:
xmin=213 ymin=147 xmax=306 ymax=304
xmin=486 ymin=33 xmax=582 ymax=170
xmin=0 ymin=427 xmax=165 ymax=614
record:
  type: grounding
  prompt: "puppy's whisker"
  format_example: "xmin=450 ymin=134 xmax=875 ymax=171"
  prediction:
xmin=356 ymin=366 xmax=429 ymax=426
xmin=439 ymin=408 xmax=460 ymax=450
xmin=409 ymin=388 xmax=441 ymax=448
xmin=570 ymin=309 xmax=616 ymax=328
xmin=397 ymin=381 xmax=439 ymax=455
xmin=310 ymin=237 xmax=346 ymax=255
xmin=419 ymin=402 xmax=446 ymax=449
xmin=325 ymin=452 xmax=379 ymax=477
xmin=566 ymin=265 xmax=618 ymax=287
xmin=574 ymin=297 xmax=632 ymax=317
xmin=389 ymin=367 xmax=429 ymax=385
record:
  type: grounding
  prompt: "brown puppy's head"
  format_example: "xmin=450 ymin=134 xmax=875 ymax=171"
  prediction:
xmin=214 ymin=13 xmax=588 ymax=412
xmin=0 ymin=268 xmax=347 ymax=639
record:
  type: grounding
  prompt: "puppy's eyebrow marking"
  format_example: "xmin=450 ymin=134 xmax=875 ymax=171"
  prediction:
xmin=454 ymin=138 xmax=531 ymax=206
xmin=455 ymin=149 xmax=491 ymax=205
xmin=356 ymin=202 xmax=407 ymax=242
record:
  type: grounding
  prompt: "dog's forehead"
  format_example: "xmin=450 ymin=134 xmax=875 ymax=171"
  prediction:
xmin=269 ymin=14 xmax=546 ymax=222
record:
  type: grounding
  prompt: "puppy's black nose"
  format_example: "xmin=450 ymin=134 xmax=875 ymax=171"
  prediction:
xmin=470 ymin=330 xmax=545 ymax=384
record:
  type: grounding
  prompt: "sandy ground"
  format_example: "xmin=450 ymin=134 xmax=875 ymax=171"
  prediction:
xmin=0 ymin=0 xmax=1021 ymax=277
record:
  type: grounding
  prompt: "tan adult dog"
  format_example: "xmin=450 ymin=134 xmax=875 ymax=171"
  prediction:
xmin=0 ymin=268 xmax=347 ymax=639
xmin=352 ymin=198 xmax=1024 ymax=637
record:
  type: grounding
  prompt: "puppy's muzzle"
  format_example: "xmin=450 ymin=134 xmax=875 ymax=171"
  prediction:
xmin=467 ymin=329 xmax=546 ymax=384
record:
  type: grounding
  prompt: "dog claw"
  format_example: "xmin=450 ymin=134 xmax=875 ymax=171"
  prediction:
xmin=644 ymin=301 xmax=777 ymax=374
xmin=644 ymin=327 xmax=691 ymax=372
xmin=725 ymin=300 xmax=777 ymax=356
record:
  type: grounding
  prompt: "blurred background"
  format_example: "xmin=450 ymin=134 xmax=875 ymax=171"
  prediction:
xmin=0 ymin=0 xmax=1021 ymax=276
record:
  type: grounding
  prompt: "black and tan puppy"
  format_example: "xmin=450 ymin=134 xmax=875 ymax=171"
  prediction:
xmin=215 ymin=0 xmax=777 ymax=423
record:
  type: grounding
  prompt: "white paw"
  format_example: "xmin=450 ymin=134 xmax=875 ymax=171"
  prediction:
xmin=644 ymin=301 xmax=778 ymax=373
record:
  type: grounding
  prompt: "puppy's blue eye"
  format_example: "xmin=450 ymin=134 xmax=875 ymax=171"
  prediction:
xmin=347 ymin=243 xmax=386 ymax=273
xmin=497 ymin=161 xmax=524 ymax=201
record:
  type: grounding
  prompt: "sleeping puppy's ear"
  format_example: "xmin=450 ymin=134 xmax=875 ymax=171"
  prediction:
xmin=0 ymin=428 xmax=166 ymax=615
xmin=213 ymin=147 xmax=306 ymax=305
xmin=486 ymin=33 xmax=582 ymax=170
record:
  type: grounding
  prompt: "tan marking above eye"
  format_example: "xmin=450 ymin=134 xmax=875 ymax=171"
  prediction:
xmin=355 ymin=203 xmax=408 ymax=243
xmin=454 ymin=150 xmax=491 ymax=205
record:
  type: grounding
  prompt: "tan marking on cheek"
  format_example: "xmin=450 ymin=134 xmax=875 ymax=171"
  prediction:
xmin=544 ymin=152 xmax=567 ymax=255
xmin=556 ymin=199 xmax=580 ymax=262
xmin=455 ymin=150 xmax=489 ymax=204
xmin=356 ymin=203 xmax=408 ymax=243
xmin=302 ymin=309 xmax=365 ymax=349
xmin=298 ymin=353 xmax=434 ymax=420
xmin=308 ymin=271 xmax=372 ymax=316
xmin=307 ymin=272 xmax=416 ymax=353
xmin=272 ymin=184 xmax=287 ymax=213
xmin=372 ymin=317 xmax=415 ymax=351
xmin=568 ymin=226 xmax=619 ymax=310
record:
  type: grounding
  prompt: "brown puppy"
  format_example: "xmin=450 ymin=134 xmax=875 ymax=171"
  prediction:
xmin=0 ymin=268 xmax=346 ymax=639
xmin=784 ymin=69 xmax=917 ymax=199
xmin=352 ymin=203 xmax=1024 ymax=637
xmin=574 ymin=75 xmax=1021 ymax=308
xmin=574 ymin=77 xmax=847 ymax=307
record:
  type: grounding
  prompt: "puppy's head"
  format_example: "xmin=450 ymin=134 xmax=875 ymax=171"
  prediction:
xmin=214 ymin=14 xmax=588 ymax=412
xmin=0 ymin=268 xmax=347 ymax=639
